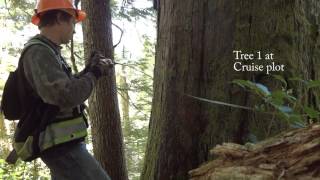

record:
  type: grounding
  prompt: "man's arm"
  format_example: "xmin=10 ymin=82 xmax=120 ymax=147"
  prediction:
xmin=23 ymin=45 xmax=97 ymax=110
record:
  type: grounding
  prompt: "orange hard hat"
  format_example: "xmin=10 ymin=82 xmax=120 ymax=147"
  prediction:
xmin=31 ymin=0 xmax=86 ymax=25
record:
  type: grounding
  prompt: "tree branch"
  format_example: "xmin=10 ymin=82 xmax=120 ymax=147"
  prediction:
xmin=117 ymin=88 xmax=150 ymax=120
xmin=115 ymin=62 xmax=153 ymax=79
xmin=113 ymin=22 xmax=124 ymax=49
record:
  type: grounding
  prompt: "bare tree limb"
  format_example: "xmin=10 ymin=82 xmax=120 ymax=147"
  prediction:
xmin=115 ymin=62 xmax=153 ymax=79
xmin=113 ymin=22 xmax=124 ymax=49
xmin=116 ymin=88 xmax=149 ymax=120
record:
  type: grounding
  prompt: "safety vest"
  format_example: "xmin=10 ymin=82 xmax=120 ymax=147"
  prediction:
xmin=14 ymin=115 xmax=88 ymax=161
xmin=5 ymin=38 xmax=88 ymax=163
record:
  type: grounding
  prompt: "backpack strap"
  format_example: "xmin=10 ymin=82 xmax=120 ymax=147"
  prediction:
xmin=20 ymin=39 xmax=63 ymax=68
xmin=23 ymin=40 xmax=56 ymax=55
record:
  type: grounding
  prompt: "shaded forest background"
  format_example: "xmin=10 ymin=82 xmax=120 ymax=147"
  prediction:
xmin=0 ymin=0 xmax=155 ymax=179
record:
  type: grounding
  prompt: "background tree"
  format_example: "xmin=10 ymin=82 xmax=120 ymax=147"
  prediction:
xmin=82 ymin=0 xmax=128 ymax=179
xmin=118 ymin=48 xmax=133 ymax=176
xmin=141 ymin=0 xmax=320 ymax=179
xmin=117 ymin=36 xmax=155 ymax=179
xmin=112 ymin=1 xmax=156 ymax=178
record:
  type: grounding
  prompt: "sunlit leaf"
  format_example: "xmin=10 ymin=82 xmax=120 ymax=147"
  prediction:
xmin=255 ymin=83 xmax=271 ymax=96
xmin=278 ymin=106 xmax=293 ymax=113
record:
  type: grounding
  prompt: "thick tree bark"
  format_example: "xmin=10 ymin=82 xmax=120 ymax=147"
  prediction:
xmin=141 ymin=1 xmax=208 ymax=179
xmin=141 ymin=0 xmax=320 ymax=179
xmin=189 ymin=124 xmax=320 ymax=179
xmin=81 ymin=1 xmax=128 ymax=179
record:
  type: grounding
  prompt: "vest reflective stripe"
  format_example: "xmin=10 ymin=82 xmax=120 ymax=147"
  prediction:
xmin=14 ymin=136 xmax=34 ymax=161
xmin=39 ymin=116 xmax=87 ymax=151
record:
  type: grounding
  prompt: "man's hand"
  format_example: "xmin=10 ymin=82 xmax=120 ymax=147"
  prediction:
xmin=87 ymin=51 xmax=114 ymax=79
xmin=99 ymin=58 xmax=114 ymax=68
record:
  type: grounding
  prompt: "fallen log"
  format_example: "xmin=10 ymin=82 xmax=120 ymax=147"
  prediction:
xmin=189 ymin=124 xmax=320 ymax=180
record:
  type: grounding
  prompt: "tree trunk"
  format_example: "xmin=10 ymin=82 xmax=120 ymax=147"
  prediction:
xmin=119 ymin=65 xmax=134 ymax=173
xmin=141 ymin=0 xmax=320 ymax=179
xmin=120 ymin=65 xmax=130 ymax=138
xmin=81 ymin=1 xmax=128 ymax=179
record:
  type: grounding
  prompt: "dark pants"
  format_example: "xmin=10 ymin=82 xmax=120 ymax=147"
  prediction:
xmin=40 ymin=142 xmax=111 ymax=180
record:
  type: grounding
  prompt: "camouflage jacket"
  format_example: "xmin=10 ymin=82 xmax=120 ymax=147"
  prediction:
xmin=22 ymin=34 xmax=96 ymax=118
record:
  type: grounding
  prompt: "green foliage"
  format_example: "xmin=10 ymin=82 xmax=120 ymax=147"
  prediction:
xmin=118 ymin=6 xmax=155 ymax=22
xmin=0 ymin=79 xmax=5 ymax=90
xmin=0 ymin=159 xmax=50 ymax=180
xmin=111 ymin=0 xmax=155 ymax=22
xmin=233 ymin=75 xmax=320 ymax=128
xmin=1 ymin=0 xmax=34 ymax=29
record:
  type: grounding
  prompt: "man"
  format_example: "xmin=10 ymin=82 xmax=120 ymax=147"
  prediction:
xmin=14 ymin=0 xmax=112 ymax=179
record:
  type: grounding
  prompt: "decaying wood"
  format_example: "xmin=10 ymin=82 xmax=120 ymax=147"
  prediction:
xmin=189 ymin=124 xmax=320 ymax=180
